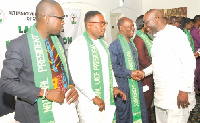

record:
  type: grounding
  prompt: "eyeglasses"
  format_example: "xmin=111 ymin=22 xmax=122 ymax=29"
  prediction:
xmin=89 ymin=21 xmax=108 ymax=27
xmin=49 ymin=15 xmax=65 ymax=21
xmin=143 ymin=16 xmax=156 ymax=25
xmin=124 ymin=25 xmax=134 ymax=30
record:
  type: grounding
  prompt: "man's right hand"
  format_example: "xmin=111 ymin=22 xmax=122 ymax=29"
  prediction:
xmin=177 ymin=90 xmax=190 ymax=109
xmin=131 ymin=70 xmax=141 ymax=81
xmin=131 ymin=70 xmax=145 ymax=81
xmin=136 ymin=70 xmax=145 ymax=79
xmin=93 ymin=96 xmax=105 ymax=112
xmin=45 ymin=89 xmax=65 ymax=104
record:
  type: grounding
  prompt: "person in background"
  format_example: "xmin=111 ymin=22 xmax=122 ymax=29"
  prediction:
xmin=190 ymin=15 xmax=200 ymax=95
xmin=163 ymin=17 xmax=171 ymax=24
xmin=68 ymin=11 xmax=126 ymax=123
xmin=134 ymin=15 xmax=154 ymax=123
xmin=180 ymin=17 xmax=198 ymax=58
xmin=109 ymin=17 xmax=148 ymax=123
xmin=0 ymin=0 xmax=79 ymax=123
xmin=190 ymin=19 xmax=195 ymax=27
xmin=142 ymin=9 xmax=196 ymax=123
xmin=170 ymin=16 xmax=181 ymax=28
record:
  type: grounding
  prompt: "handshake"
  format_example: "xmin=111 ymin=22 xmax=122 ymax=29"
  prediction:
xmin=131 ymin=70 xmax=145 ymax=81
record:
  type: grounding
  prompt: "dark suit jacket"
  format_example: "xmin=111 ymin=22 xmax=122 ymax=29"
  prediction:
xmin=109 ymin=38 xmax=148 ymax=123
xmin=0 ymin=34 xmax=74 ymax=123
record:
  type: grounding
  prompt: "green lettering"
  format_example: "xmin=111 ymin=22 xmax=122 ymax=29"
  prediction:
xmin=18 ymin=26 xmax=23 ymax=33
xmin=67 ymin=37 xmax=72 ymax=44
xmin=63 ymin=37 xmax=72 ymax=44
xmin=18 ymin=26 xmax=29 ymax=33
xmin=6 ymin=40 xmax=10 ymax=49
xmin=24 ymin=26 xmax=29 ymax=33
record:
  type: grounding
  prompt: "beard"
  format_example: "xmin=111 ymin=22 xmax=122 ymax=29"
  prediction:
xmin=99 ymin=34 xmax=104 ymax=39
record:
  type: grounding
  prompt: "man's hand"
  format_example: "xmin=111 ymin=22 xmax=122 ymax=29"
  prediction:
xmin=45 ymin=88 xmax=65 ymax=104
xmin=177 ymin=90 xmax=190 ymax=109
xmin=65 ymin=86 xmax=79 ymax=104
xmin=113 ymin=87 xmax=126 ymax=101
xmin=194 ymin=52 xmax=199 ymax=58
xmin=93 ymin=96 xmax=105 ymax=112
xmin=136 ymin=70 xmax=145 ymax=79
xmin=131 ymin=70 xmax=145 ymax=81
xmin=131 ymin=70 xmax=141 ymax=81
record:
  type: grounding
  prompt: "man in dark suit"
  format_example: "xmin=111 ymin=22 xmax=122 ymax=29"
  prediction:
xmin=0 ymin=0 xmax=78 ymax=123
xmin=109 ymin=17 xmax=148 ymax=123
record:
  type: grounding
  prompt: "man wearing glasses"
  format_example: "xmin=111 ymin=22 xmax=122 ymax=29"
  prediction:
xmin=142 ymin=9 xmax=196 ymax=123
xmin=0 ymin=0 xmax=79 ymax=123
xmin=109 ymin=17 xmax=148 ymax=123
xmin=68 ymin=11 xmax=126 ymax=123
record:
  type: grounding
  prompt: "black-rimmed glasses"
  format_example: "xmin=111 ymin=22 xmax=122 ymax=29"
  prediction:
xmin=89 ymin=21 xmax=108 ymax=27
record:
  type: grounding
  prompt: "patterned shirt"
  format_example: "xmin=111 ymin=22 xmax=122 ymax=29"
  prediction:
xmin=45 ymin=38 xmax=68 ymax=93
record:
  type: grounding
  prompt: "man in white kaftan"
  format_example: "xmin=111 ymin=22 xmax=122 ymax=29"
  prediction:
xmin=142 ymin=9 xmax=196 ymax=123
xmin=68 ymin=11 xmax=126 ymax=123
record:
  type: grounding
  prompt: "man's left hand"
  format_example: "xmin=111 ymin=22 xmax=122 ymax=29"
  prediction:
xmin=113 ymin=87 xmax=126 ymax=101
xmin=65 ymin=86 xmax=79 ymax=104
xmin=177 ymin=90 xmax=190 ymax=109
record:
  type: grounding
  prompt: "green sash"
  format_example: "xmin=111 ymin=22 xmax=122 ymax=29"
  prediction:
xmin=83 ymin=30 xmax=115 ymax=121
xmin=118 ymin=34 xmax=142 ymax=123
xmin=183 ymin=28 xmax=195 ymax=53
xmin=137 ymin=30 xmax=153 ymax=59
xmin=27 ymin=24 xmax=69 ymax=123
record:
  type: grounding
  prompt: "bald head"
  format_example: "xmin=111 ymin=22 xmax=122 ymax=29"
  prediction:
xmin=144 ymin=9 xmax=166 ymax=33
xmin=36 ymin=0 xmax=60 ymax=21
xmin=145 ymin=9 xmax=163 ymax=19
xmin=117 ymin=17 xmax=133 ymax=31
xmin=35 ymin=0 xmax=65 ymax=39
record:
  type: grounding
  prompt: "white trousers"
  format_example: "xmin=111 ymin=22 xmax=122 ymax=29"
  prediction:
xmin=155 ymin=106 xmax=190 ymax=123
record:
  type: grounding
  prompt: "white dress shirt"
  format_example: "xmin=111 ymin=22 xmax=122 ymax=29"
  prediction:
xmin=68 ymin=35 xmax=118 ymax=122
xmin=143 ymin=25 xmax=196 ymax=111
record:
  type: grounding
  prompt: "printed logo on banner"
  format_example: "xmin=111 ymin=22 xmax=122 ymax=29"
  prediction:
xmin=70 ymin=13 xmax=77 ymax=25
xmin=0 ymin=9 xmax=6 ymax=24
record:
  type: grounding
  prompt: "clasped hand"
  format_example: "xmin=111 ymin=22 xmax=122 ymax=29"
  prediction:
xmin=131 ymin=70 xmax=145 ymax=81
xmin=45 ymin=87 xmax=79 ymax=104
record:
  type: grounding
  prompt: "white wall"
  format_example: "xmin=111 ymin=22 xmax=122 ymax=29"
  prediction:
xmin=59 ymin=0 xmax=142 ymax=44
xmin=18 ymin=0 xmax=142 ymax=44
xmin=142 ymin=0 xmax=200 ymax=19
xmin=2 ymin=0 xmax=200 ymax=44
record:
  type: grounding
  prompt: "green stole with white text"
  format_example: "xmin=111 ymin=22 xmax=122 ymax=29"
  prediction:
xmin=118 ymin=34 xmax=142 ymax=123
xmin=137 ymin=30 xmax=153 ymax=60
xmin=27 ymin=24 xmax=69 ymax=123
xmin=183 ymin=28 xmax=195 ymax=53
xmin=83 ymin=30 xmax=116 ymax=122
